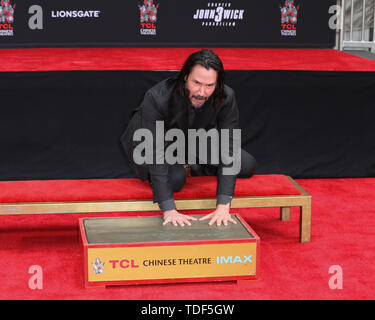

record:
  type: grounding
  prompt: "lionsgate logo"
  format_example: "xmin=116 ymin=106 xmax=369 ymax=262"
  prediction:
xmin=0 ymin=0 xmax=15 ymax=37
xmin=133 ymin=121 xmax=242 ymax=175
xmin=280 ymin=0 xmax=300 ymax=37
xmin=193 ymin=2 xmax=245 ymax=27
xmin=51 ymin=9 xmax=101 ymax=19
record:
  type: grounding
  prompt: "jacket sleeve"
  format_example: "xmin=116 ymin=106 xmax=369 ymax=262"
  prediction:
xmin=139 ymin=90 xmax=175 ymax=205
xmin=216 ymin=90 xmax=240 ymax=199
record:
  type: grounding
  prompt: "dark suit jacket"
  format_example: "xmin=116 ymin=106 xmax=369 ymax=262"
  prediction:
xmin=120 ymin=77 xmax=240 ymax=204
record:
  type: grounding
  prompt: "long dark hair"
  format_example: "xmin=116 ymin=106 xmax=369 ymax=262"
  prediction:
xmin=176 ymin=49 xmax=227 ymax=107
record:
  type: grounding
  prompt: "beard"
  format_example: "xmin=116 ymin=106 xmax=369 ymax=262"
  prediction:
xmin=184 ymin=83 xmax=210 ymax=108
xmin=190 ymin=94 xmax=207 ymax=108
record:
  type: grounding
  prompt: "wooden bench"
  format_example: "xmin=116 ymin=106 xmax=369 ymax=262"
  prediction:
xmin=0 ymin=174 xmax=311 ymax=242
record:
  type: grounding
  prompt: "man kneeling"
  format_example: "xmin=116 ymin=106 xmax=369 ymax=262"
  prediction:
xmin=121 ymin=49 xmax=256 ymax=227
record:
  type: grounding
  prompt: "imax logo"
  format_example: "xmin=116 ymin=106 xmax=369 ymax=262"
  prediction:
xmin=216 ymin=255 xmax=252 ymax=264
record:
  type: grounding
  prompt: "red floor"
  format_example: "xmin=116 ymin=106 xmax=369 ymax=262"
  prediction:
xmin=0 ymin=178 xmax=374 ymax=300
xmin=2 ymin=47 xmax=375 ymax=300
xmin=4 ymin=48 xmax=375 ymax=72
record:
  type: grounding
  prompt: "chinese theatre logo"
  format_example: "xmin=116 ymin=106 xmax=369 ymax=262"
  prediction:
xmin=280 ymin=0 xmax=300 ymax=37
xmin=193 ymin=2 xmax=244 ymax=27
xmin=139 ymin=0 xmax=159 ymax=35
xmin=0 ymin=0 xmax=15 ymax=36
xmin=92 ymin=258 xmax=105 ymax=274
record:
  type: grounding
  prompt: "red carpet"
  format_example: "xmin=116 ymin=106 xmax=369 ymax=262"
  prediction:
xmin=2 ymin=47 xmax=374 ymax=300
xmin=3 ymin=48 xmax=375 ymax=72
xmin=0 ymin=178 xmax=374 ymax=300
xmin=0 ymin=175 xmax=301 ymax=203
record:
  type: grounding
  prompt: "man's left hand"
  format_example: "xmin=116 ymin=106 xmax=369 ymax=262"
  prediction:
xmin=199 ymin=203 xmax=237 ymax=226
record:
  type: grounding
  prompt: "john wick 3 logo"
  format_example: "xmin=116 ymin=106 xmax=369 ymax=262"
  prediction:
xmin=193 ymin=2 xmax=245 ymax=27
xmin=280 ymin=0 xmax=300 ymax=36
xmin=132 ymin=121 xmax=241 ymax=175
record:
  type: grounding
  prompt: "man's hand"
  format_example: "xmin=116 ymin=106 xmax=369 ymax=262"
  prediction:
xmin=163 ymin=210 xmax=197 ymax=227
xmin=199 ymin=203 xmax=237 ymax=226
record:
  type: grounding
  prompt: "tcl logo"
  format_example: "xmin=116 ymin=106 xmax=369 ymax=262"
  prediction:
xmin=0 ymin=24 xmax=12 ymax=29
xmin=140 ymin=22 xmax=156 ymax=29
xmin=281 ymin=23 xmax=296 ymax=30
xmin=109 ymin=259 xmax=139 ymax=269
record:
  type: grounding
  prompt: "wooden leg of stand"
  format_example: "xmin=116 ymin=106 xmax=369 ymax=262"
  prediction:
xmin=280 ymin=207 xmax=291 ymax=221
xmin=299 ymin=202 xmax=311 ymax=243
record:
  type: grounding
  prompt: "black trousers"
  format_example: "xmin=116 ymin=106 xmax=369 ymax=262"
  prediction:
xmin=167 ymin=149 xmax=257 ymax=193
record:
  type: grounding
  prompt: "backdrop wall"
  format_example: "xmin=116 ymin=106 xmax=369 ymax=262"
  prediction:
xmin=1 ymin=70 xmax=374 ymax=181
xmin=0 ymin=0 xmax=336 ymax=48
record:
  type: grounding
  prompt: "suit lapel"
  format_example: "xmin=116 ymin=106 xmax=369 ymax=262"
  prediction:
xmin=169 ymin=90 xmax=188 ymax=133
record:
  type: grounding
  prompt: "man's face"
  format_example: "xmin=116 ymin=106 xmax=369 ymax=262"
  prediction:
xmin=185 ymin=64 xmax=218 ymax=108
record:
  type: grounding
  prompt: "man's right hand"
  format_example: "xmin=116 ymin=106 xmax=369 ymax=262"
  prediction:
xmin=163 ymin=210 xmax=197 ymax=227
